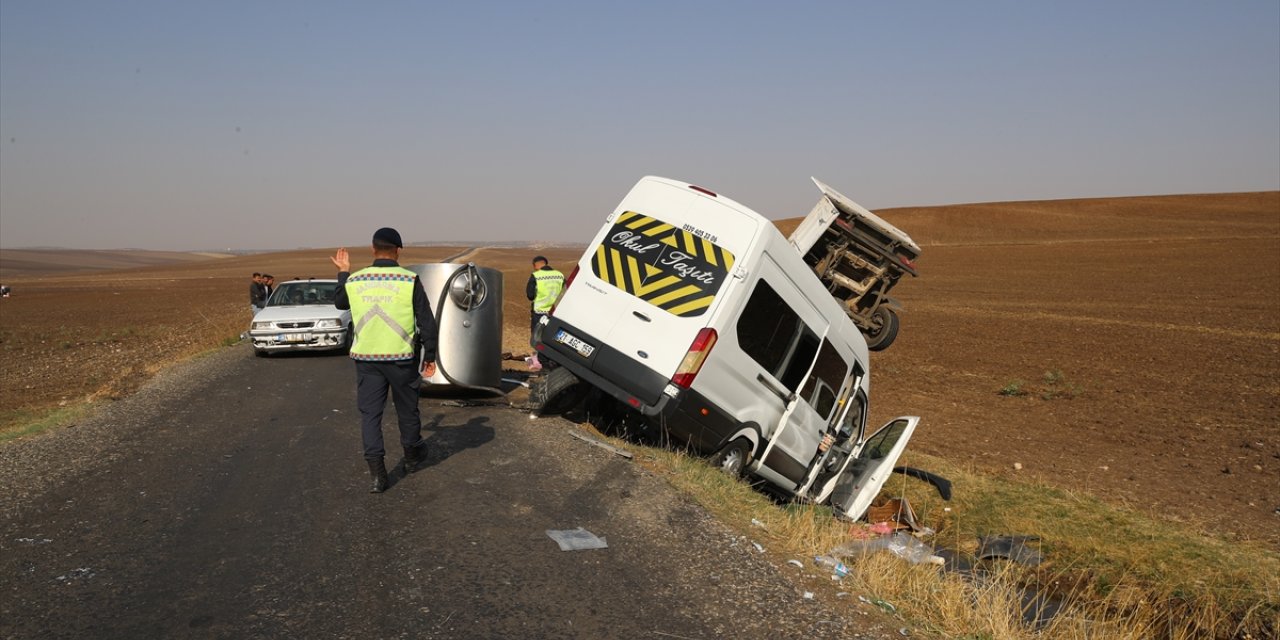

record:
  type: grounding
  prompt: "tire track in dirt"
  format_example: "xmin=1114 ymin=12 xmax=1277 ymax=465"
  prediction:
xmin=911 ymin=302 xmax=1280 ymax=341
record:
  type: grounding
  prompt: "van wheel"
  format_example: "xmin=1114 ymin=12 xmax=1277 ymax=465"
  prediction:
xmin=709 ymin=439 xmax=753 ymax=477
xmin=864 ymin=307 xmax=900 ymax=351
xmin=533 ymin=366 xmax=587 ymax=415
xmin=585 ymin=390 xmax=658 ymax=442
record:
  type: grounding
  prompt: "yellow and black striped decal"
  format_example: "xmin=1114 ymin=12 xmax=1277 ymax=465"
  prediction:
xmin=591 ymin=211 xmax=736 ymax=317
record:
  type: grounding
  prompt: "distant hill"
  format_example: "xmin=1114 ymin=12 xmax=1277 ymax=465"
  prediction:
xmin=3 ymin=192 xmax=1274 ymax=279
xmin=773 ymin=191 xmax=1279 ymax=246
xmin=0 ymin=249 xmax=233 ymax=279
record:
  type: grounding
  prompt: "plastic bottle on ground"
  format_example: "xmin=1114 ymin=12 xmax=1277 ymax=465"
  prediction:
xmin=813 ymin=555 xmax=850 ymax=577
xmin=831 ymin=532 xmax=945 ymax=566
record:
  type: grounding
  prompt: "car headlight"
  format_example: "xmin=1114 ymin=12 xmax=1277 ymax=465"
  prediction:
xmin=315 ymin=319 xmax=342 ymax=329
xmin=252 ymin=321 xmax=273 ymax=330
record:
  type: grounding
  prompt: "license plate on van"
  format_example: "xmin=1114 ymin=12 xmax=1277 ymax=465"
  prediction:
xmin=555 ymin=329 xmax=595 ymax=357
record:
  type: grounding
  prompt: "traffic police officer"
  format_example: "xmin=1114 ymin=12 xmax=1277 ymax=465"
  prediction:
xmin=331 ymin=227 xmax=438 ymax=493
xmin=525 ymin=255 xmax=564 ymax=371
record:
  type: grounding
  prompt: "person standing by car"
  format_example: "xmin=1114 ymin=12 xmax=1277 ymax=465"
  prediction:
xmin=262 ymin=274 xmax=275 ymax=303
xmin=525 ymin=255 xmax=564 ymax=372
xmin=331 ymin=228 xmax=438 ymax=493
xmin=249 ymin=272 xmax=267 ymax=314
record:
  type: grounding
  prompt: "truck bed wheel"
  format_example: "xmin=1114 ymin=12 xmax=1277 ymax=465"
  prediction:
xmin=864 ymin=307 xmax=900 ymax=351
xmin=709 ymin=439 xmax=753 ymax=477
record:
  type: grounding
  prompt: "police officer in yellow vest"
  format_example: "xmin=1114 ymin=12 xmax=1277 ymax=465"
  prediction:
xmin=331 ymin=227 xmax=438 ymax=493
xmin=525 ymin=255 xmax=564 ymax=371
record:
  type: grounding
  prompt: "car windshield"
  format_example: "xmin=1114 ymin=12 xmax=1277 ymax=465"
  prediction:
xmin=267 ymin=281 xmax=340 ymax=307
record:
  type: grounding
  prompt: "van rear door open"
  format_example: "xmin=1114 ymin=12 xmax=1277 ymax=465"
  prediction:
xmin=552 ymin=179 xmax=759 ymax=382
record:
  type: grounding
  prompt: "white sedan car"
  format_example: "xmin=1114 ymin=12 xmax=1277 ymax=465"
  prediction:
xmin=249 ymin=279 xmax=351 ymax=356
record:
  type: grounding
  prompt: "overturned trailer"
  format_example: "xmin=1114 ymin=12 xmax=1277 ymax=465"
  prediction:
xmin=788 ymin=179 xmax=921 ymax=351
xmin=407 ymin=262 xmax=505 ymax=394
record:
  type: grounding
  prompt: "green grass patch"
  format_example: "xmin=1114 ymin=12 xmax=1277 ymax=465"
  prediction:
xmin=0 ymin=403 xmax=98 ymax=443
xmin=998 ymin=380 xmax=1026 ymax=397
xmin=998 ymin=370 xmax=1083 ymax=400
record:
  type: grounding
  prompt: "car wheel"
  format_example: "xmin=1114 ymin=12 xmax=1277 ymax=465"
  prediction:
xmin=709 ymin=438 xmax=753 ymax=477
xmin=533 ymin=366 xmax=588 ymax=415
xmin=864 ymin=307 xmax=900 ymax=351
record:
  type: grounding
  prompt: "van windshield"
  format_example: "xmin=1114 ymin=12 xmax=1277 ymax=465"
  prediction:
xmin=590 ymin=211 xmax=736 ymax=317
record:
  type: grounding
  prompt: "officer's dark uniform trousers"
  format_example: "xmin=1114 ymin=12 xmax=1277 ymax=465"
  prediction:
xmin=356 ymin=360 xmax=423 ymax=460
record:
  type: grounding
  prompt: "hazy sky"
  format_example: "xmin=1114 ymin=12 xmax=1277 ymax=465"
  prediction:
xmin=2 ymin=1 xmax=1277 ymax=250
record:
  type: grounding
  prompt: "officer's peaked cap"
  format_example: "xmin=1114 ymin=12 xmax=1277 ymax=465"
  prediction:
xmin=373 ymin=227 xmax=403 ymax=248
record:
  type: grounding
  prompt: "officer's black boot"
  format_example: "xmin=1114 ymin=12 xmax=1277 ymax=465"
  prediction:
xmin=403 ymin=442 xmax=428 ymax=474
xmin=367 ymin=458 xmax=388 ymax=493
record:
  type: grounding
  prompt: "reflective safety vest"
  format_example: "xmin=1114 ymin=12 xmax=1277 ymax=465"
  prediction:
xmin=345 ymin=266 xmax=417 ymax=361
xmin=532 ymin=268 xmax=565 ymax=313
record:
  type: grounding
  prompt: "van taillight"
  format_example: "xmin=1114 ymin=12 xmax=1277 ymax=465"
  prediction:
xmin=549 ymin=265 xmax=578 ymax=315
xmin=672 ymin=328 xmax=718 ymax=388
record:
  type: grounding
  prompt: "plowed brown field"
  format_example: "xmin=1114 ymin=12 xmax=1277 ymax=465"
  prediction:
xmin=780 ymin=192 xmax=1280 ymax=546
xmin=1 ymin=192 xmax=1277 ymax=545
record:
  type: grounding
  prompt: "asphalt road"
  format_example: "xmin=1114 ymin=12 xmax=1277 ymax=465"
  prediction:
xmin=0 ymin=347 xmax=898 ymax=639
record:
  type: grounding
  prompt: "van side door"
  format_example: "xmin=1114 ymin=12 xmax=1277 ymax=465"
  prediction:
xmin=798 ymin=365 xmax=865 ymax=500
xmin=734 ymin=257 xmax=830 ymax=492
xmin=828 ymin=416 xmax=920 ymax=521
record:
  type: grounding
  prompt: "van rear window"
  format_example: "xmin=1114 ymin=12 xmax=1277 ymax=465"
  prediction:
xmin=591 ymin=211 xmax=736 ymax=317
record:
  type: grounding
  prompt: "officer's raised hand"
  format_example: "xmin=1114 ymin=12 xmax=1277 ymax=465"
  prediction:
xmin=330 ymin=247 xmax=350 ymax=272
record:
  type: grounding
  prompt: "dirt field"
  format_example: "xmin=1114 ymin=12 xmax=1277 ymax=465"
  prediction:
xmin=785 ymin=192 xmax=1280 ymax=546
xmin=1 ymin=192 xmax=1277 ymax=546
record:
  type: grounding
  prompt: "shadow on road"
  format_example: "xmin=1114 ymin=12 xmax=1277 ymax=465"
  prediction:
xmin=385 ymin=414 xmax=496 ymax=489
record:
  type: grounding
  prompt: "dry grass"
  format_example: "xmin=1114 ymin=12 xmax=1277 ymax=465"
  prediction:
xmin=593 ymin=428 xmax=1279 ymax=639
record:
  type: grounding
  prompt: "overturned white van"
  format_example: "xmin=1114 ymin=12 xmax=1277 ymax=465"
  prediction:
xmin=535 ymin=176 xmax=920 ymax=520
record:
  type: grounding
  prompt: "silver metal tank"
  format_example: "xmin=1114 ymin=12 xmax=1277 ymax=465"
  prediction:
xmin=406 ymin=263 xmax=504 ymax=392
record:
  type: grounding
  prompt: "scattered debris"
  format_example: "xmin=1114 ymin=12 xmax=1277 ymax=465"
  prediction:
xmin=832 ymin=532 xmax=945 ymax=566
xmin=56 ymin=567 xmax=95 ymax=581
xmin=787 ymin=559 xmax=804 ymax=569
xmin=868 ymin=522 xmax=895 ymax=536
xmin=568 ymin=431 xmax=634 ymax=459
xmin=501 ymin=377 xmax=530 ymax=388
xmin=803 ymin=591 xmax=814 ymax=600
xmin=814 ymin=555 xmax=850 ymax=578
xmin=872 ymin=598 xmax=897 ymax=613
xmin=892 ymin=466 xmax=952 ymax=500
xmin=865 ymin=496 xmax=922 ymax=532
xmin=438 ymin=399 xmax=494 ymax=408
xmin=752 ymin=541 xmax=765 ymax=553
xmin=1013 ymin=462 xmax=1023 ymax=470
xmin=976 ymin=535 xmax=1044 ymax=567
xmin=545 ymin=528 xmax=608 ymax=551
xmin=750 ymin=518 xmax=766 ymax=528
xmin=16 ymin=537 xmax=52 ymax=544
